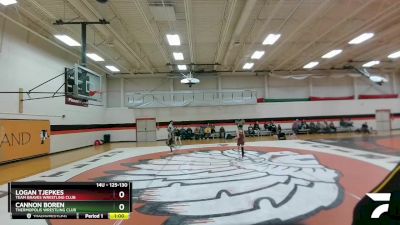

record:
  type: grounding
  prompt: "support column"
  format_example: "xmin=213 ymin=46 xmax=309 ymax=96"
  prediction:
xmin=218 ymin=76 xmax=222 ymax=100
xmin=170 ymin=78 xmax=174 ymax=102
xmin=264 ymin=74 xmax=269 ymax=99
xmin=308 ymin=77 xmax=313 ymax=97
xmin=392 ymin=73 xmax=398 ymax=94
xmin=0 ymin=17 xmax=6 ymax=53
xmin=81 ymin=23 xmax=87 ymax=67
xmin=353 ymin=77 xmax=358 ymax=99
xmin=120 ymin=78 xmax=124 ymax=107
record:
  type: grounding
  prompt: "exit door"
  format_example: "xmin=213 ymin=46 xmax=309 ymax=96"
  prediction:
xmin=375 ymin=109 xmax=391 ymax=132
xmin=136 ymin=118 xmax=157 ymax=142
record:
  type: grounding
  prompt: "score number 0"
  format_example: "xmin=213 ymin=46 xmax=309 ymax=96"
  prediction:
xmin=118 ymin=191 xmax=126 ymax=211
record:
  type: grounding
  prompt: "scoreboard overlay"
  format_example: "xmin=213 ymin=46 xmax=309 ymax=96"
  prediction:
xmin=8 ymin=182 xmax=131 ymax=220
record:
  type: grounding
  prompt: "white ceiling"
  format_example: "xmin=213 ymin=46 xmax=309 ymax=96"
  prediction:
xmin=1 ymin=0 xmax=400 ymax=76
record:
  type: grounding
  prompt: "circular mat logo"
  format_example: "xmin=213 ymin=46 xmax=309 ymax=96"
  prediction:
xmin=97 ymin=150 xmax=343 ymax=225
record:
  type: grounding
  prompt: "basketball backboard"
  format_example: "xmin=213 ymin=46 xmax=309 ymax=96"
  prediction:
xmin=65 ymin=64 xmax=102 ymax=102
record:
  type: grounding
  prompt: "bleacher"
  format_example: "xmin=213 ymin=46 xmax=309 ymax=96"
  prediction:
xmin=177 ymin=121 xmax=357 ymax=141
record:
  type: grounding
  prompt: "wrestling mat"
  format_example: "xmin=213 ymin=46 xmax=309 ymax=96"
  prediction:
xmin=1 ymin=140 xmax=399 ymax=225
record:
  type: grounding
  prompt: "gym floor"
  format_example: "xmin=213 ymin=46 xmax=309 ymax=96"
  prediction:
xmin=0 ymin=131 xmax=399 ymax=225
xmin=0 ymin=131 xmax=398 ymax=185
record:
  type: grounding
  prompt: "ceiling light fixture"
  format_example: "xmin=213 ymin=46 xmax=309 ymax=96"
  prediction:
xmin=105 ymin=65 xmax=120 ymax=72
xmin=388 ymin=50 xmax=400 ymax=59
xmin=173 ymin=52 xmax=184 ymax=60
xmin=166 ymin=34 xmax=181 ymax=46
xmin=0 ymin=0 xmax=17 ymax=6
xmin=54 ymin=35 xmax=81 ymax=46
xmin=348 ymin=33 xmax=374 ymax=44
xmin=86 ymin=53 xmax=105 ymax=61
xmin=303 ymin=61 xmax=319 ymax=69
xmin=362 ymin=60 xmax=380 ymax=67
xmin=177 ymin=65 xmax=187 ymax=70
xmin=251 ymin=51 xmax=265 ymax=59
xmin=369 ymin=75 xmax=388 ymax=83
xmin=262 ymin=34 xmax=281 ymax=45
xmin=321 ymin=49 xmax=343 ymax=58
xmin=243 ymin=63 xmax=254 ymax=70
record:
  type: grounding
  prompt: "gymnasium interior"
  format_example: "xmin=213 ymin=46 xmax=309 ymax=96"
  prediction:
xmin=0 ymin=0 xmax=400 ymax=224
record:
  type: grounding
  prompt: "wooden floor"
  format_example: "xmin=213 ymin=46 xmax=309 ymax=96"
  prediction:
xmin=0 ymin=130 xmax=399 ymax=185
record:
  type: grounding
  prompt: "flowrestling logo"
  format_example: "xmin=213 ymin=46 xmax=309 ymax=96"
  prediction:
xmin=367 ymin=193 xmax=391 ymax=219
xmin=96 ymin=150 xmax=344 ymax=225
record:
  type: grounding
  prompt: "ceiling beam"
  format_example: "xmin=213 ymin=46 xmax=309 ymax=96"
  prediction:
xmin=252 ymin=0 xmax=335 ymax=72
xmin=289 ymin=0 xmax=400 ymax=70
xmin=323 ymin=20 xmax=400 ymax=68
xmin=231 ymin=0 xmax=285 ymax=72
xmin=67 ymin=0 xmax=154 ymax=73
xmin=20 ymin=0 xmax=132 ymax=74
xmin=132 ymin=0 xmax=170 ymax=66
xmin=213 ymin=0 xmax=237 ymax=70
xmin=184 ymin=0 xmax=195 ymax=64
xmin=0 ymin=10 xmax=109 ymax=75
xmin=270 ymin=0 xmax=378 ymax=71
xmin=220 ymin=0 xmax=258 ymax=68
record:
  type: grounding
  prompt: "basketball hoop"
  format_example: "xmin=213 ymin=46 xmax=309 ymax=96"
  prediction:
xmin=89 ymin=90 xmax=101 ymax=97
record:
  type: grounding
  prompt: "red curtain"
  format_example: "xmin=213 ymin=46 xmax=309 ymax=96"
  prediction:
xmin=310 ymin=96 xmax=354 ymax=101
xmin=358 ymin=94 xmax=398 ymax=99
xmin=257 ymin=98 xmax=264 ymax=103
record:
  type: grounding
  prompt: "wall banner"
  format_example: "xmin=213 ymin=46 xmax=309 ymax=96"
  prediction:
xmin=0 ymin=119 xmax=50 ymax=163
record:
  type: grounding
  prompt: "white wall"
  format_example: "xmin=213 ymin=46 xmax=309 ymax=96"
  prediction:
xmin=104 ymin=98 xmax=400 ymax=140
xmin=357 ymin=76 xmax=394 ymax=95
xmin=312 ymin=76 xmax=354 ymax=97
xmin=112 ymin=73 xmax=400 ymax=103
xmin=128 ymin=99 xmax=399 ymax=122
xmin=268 ymin=77 xmax=309 ymax=98
xmin=222 ymin=76 xmax=264 ymax=98
xmin=105 ymin=71 xmax=400 ymax=142
xmin=2 ymin=14 xmax=399 ymax=157
xmin=0 ymin=17 xmax=107 ymax=153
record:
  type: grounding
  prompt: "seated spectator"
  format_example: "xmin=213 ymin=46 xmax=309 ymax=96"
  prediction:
xmin=340 ymin=118 xmax=354 ymax=127
xmin=339 ymin=118 xmax=346 ymax=127
xmin=263 ymin=121 xmax=268 ymax=130
xmin=194 ymin=127 xmax=200 ymax=140
xmin=211 ymin=124 xmax=216 ymax=134
xmin=248 ymin=125 xmax=255 ymax=136
xmin=266 ymin=121 xmax=272 ymax=131
xmin=254 ymin=121 xmax=261 ymax=136
xmin=309 ymin=122 xmax=317 ymax=133
xmin=186 ymin=127 xmax=193 ymax=139
xmin=204 ymin=126 xmax=212 ymax=139
xmin=270 ymin=121 xmax=277 ymax=134
xmin=174 ymin=128 xmax=181 ymax=145
xmin=219 ymin=126 xmax=226 ymax=139
xmin=200 ymin=126 xmax=205 ymax=139
xmin=180 ymin=127 xmax=187 ymax=140
xmin=316 ymin=121 xmax=322 ymax=133
xmin=360 ymin=122 xmax=370 ymax=133
xmin=300 ymin=120 xmax=309 ymax=130
xmin=277 ymin=124 xmax=286 ymax=140
xmin=329 ymin=121 xmax=337 ymax=133
xmin=292 ymin=119 xmax=300 ymax=134
xmin=346 ymin=118 xmax=354 ymax=126
xmin=323 ymin=121 xmax=331 ymax=133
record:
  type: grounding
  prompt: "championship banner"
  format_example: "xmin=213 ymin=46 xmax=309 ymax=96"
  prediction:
xmin=0 ymin=119 xmax=50 ymax=163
